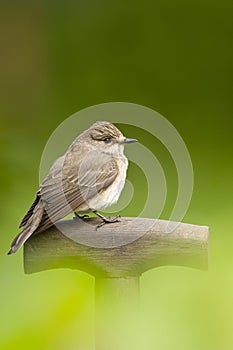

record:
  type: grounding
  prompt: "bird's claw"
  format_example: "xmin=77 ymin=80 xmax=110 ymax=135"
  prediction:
xmin=96 ymin=215 xmax=121 ymax=230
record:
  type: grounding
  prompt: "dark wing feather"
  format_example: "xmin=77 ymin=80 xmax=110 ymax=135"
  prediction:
xmin=18 ymin=155 xmax=65 ymax=229
xmin=19 ymin=194 xmax=40 ymax=228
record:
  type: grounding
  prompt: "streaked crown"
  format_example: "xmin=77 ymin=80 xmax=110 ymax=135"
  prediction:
xmin=89 ymin=121 xmax=123 ymax=141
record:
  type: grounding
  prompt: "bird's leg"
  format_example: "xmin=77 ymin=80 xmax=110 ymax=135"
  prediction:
xmin=74 ymin=212 xmax=89 ymax=220
xmin=93 ymin=210 xmax=121 ymax=229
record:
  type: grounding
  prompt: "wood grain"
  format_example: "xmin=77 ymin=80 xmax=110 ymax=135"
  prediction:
xmin=24 ymin=217 xmax=209 ymax=276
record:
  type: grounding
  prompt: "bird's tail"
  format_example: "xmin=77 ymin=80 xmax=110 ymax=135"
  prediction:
xmin=8 ymin=226 xmax=35 ymax=255
xmin=8 ymin=200 xmax=44 ymax=255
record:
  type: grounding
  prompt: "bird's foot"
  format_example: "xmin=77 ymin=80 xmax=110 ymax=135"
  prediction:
xmin=73 ymin=212 xmax=89 ymax=220
xmin=93 ymin=211 xmax=121 ymax=229
xmin=96 ymin=215 xmax=121 ymax=229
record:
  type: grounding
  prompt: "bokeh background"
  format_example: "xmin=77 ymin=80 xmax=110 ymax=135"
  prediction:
xmin=1 ymin=1 xmax=233 ymax=349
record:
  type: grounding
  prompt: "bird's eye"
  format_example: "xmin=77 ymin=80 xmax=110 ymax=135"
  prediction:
xmin=104 ymin=138 xmax=111 ymax=144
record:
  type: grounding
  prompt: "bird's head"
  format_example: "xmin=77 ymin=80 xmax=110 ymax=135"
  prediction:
xmin=86 ymin=121 xmax=137 ymax=155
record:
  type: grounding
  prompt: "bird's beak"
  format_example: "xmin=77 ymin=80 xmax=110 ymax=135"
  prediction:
xmin=123 ymin=138 xmax=138 ymax=143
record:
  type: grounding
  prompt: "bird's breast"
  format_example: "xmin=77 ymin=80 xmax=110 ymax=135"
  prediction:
xmin=81 ymin=156 xmax=128 ymax=212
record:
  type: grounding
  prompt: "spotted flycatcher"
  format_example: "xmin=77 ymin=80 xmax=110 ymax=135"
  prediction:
xmin=8 ymin=121 xmax=137 ymax=254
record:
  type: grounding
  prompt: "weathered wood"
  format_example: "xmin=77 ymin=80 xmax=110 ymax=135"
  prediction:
xmin=23 ymin=217 xmax=209 ymax=350
xmin=24 ymin=217 xmax=209 ymax=276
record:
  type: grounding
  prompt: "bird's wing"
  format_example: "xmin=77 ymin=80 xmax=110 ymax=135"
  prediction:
xmin=19 ymin=194 xmax=40 ymax=228
xmin=37 ymin=152 xmax=119 ymax=231
xmin=19 ymin=155 xmax=65 ymax=228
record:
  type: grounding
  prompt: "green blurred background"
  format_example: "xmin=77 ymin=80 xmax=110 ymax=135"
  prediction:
xmin=0 ymin=1 xmax=233 ymax=349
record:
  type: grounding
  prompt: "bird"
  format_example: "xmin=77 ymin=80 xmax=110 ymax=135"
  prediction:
xmin=8 ymin=121 xmax=137 ymax=254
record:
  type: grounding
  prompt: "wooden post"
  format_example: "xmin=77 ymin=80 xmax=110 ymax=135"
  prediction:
xmin=95 ymin=277 xmax=140 ymax=350
xmin=24 ymin=217 xmax=209 ymax=349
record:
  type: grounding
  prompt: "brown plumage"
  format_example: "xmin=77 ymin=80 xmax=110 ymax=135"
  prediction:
xmin=8 ymin=121 xmax=137 ymax=254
